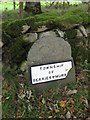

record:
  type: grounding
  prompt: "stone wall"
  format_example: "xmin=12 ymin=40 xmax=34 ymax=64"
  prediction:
xmin=2 ymin=21 xmax=90 ymax=70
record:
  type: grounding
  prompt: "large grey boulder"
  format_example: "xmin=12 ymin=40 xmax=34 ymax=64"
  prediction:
xmin=27 ymin=31 xmax=76 ymax=92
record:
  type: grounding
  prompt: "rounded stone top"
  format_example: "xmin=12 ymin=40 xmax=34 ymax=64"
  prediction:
xmin=27 ymin=33 xmax=71 ymax=67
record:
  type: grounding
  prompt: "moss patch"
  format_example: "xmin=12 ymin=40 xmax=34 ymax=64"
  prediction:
xmin=2 ymin=7 xmax=90 ymax=38
xmin=65 ymin=36 xmax=88 ymax=64
xmin=4 ymin=17 xmax=34 ymax=38
xmin=3 ymin=36 xmax=32 ymax=66
xmin=2 ymin=4 xmax=89 ymax=66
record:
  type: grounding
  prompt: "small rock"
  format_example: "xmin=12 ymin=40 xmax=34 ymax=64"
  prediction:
xmin=39 ymin=31 xmax=56 ymax=38
xmin=23 ymin=33 xmax=37 ymax=43
xmin=35 ymin=25 xmax=48 ymax=32
xmin=20 ymin=61 xmax=27 ymax=72
xmin=76 ymin=29 xmax=83 ymax=37
xmin=56 ymin=29 xmax=65 ymax=38
xmin=79 ymin=25 xmax=88 ymax=38
xmin=21 ymin=24 xmax=31 ymax=34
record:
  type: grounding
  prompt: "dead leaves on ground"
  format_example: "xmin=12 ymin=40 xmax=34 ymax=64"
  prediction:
xmin=36 ymin=80 xmax=89 ymax=119
xmin=2 ymin=70 xmax=89 ymax=119
xmin=59 ymin=100 xmax=67 ymax=108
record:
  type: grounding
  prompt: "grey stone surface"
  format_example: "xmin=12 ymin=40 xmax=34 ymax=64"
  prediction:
xmin=21 ymin=24 xmax=30 ymax=34
xmin=79 ymin=25 xmax=88 ymax=38
xmin=76 ymin=29 xmax=83 ymax=37
xmin=39 ymin=31 xmax=56 ymax=38
xmin=86 ymin=26 xmax=90 ymax=34
xmin=56 ymin=29 xmax=65 ymax=38
xmin=27 ymin=32 xmax=76 ymax=92
xmin=35 ymin=25 xmax=48 ymax=32
xmin=23 ymin=33 xmax=37 ymax=43
xmin=0 ymin=41 xmax=3 ymax=48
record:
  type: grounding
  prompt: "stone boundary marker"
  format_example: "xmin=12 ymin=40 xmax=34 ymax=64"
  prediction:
xmin=27 ymin=31 xmax=76 ymax=92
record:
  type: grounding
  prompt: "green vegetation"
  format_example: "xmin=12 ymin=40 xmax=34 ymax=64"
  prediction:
xmin=2 ymin=4 xmax=89 ymax=37
xmin=0 ymin=2 xmax=19 ymax=11
xmin=2 ymin=5 xmax=89 ymax=67
xmin=2 ymin=2 xmax=90 ymax=119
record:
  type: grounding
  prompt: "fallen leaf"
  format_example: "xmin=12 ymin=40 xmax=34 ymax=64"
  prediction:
xmin=48 ymin=116 xmax=53 ymax=118
xmin=28 ymin=104 xmax=32 ymax=112
xmin=5 ymin=96 xmax=10 ymax=100
xmin=42 ymin=98 xmax=45 ymax=104
xmin=0 ymin=41 xmax=3 ymax=48
xmin=26 ymin=90 xmax=32 ymax=99
xmin=84 ymin=98 xmax=89 ymax=108
xmin=59 ymin=100 xmax=66 ymax=108
xmin=66 ymin=111 xmax=71 ymax=119
xmin=18 ymin=89 xmax=25 ymax=99
xmin=16 ymin=110 xmax=22 ymax=118
xmin=67 ymin=90 xmax=77 ymax=95
xmin=64 ymin=86 xmax=68 ymax=91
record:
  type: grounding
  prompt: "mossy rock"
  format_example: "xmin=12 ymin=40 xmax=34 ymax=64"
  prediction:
xmin=2 ymin=31 xmax=13 ymax=62
xmin=2 ymin=20 xmax=13 ymax=30
xmin=5 ymin=17 xmax=35 ymax=38
xmin=76 ymin=45 xmax=88 ymax=63
xmin=2 ymin=31 xmax=12 ymax=45
xmin=65 ymin=29 xmax=77 ymax=39
xmin=3 ymin=8 xmax=90 ymax=38
xmin=3 ymin=36 xmax=32 ymax=67
xmin=65 ymin=36 xmax=88 ymax=64
xmin=9 ymin=36 xmax=32 ymax=66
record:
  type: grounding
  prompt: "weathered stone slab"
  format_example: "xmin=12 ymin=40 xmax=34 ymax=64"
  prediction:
xmin=27 ymin=31 xmax=76 ymax=92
